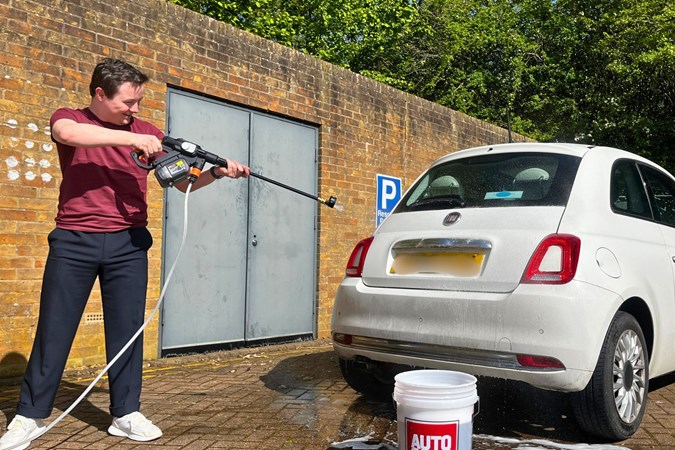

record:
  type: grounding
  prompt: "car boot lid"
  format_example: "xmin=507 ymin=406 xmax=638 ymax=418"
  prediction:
xmin=362 ymin=207 xmax=566 ymax=293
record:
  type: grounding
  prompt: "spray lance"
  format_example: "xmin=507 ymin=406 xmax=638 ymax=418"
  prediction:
xmin=132 ymin=136 xmax=341 ymax=209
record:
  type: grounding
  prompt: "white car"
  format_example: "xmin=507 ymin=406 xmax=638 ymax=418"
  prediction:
xmin=332 ymin=142 xmax=675 ymax=441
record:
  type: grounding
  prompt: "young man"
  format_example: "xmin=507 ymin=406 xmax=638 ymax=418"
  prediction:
xmin=0 ymin=58 xmax=249 ymax=450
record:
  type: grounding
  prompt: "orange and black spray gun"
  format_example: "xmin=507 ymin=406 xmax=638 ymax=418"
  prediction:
xmin=132 ymin=136 xmax=339 ymax=209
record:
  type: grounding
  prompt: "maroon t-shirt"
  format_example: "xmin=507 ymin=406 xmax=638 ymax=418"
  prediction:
xmin=50 ymin=107 xmax=164 ymax=232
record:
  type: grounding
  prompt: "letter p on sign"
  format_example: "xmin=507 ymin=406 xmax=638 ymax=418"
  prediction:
xmin=376 ymin=174 xmax=402 ymax=227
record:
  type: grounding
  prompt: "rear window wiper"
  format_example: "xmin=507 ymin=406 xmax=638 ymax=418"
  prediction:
xmin=407 ymin=195 xmax=466 ymax=211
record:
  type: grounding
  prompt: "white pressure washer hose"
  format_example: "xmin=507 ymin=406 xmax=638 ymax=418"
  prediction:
xmin=6 ymin=183 xmax=194 ymax=450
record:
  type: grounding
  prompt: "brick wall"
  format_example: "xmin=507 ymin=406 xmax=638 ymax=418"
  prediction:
xmin=0 ymin=0 xmax=522 ymax=376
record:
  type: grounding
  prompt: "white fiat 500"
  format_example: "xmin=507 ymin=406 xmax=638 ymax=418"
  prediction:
xmin=332 ymin=142 xmax=675 ymax=441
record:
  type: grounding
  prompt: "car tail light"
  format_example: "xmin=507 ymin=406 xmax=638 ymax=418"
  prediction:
xmin=517 ymin=354 xmax=565 ymax=369
xmin=345 ymin=237 xmax=374 ymax=277
xmin=522 ymin=234 xmax=581 ymax=284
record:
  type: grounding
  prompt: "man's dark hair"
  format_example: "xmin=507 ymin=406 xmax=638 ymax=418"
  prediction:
xmin=89 ymin=58 xmax=149 ymax=97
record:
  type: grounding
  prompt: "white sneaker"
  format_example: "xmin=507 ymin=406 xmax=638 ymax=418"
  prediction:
xmin=0 ymin=415 xmax=46 ymax=450
xmin=108 ymin=411 xmax=162 ymax=442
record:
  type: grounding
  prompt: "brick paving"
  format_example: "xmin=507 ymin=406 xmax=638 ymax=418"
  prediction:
xmin=1 ymin=338 xmax=674 ymax=449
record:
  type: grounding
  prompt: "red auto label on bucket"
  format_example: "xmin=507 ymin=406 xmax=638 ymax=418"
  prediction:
xmin=405 ymin=418 xmax=459 ymax=450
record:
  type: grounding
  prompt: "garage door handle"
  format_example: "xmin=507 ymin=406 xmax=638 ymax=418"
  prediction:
xmin=252 ymin=238 xmax=258 ymax=246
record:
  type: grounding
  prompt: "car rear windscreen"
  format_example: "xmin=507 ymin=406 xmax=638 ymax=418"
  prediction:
xmin=395 ymin=152 xmax=582 ymax=213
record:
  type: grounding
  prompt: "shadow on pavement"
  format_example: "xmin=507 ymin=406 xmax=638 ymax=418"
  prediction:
xmin=260 ymin=349 xmax=341 ymax=392
xmin=473 ymin=377 xmax=589 ymax=442
xmin=650 ymin=370 xmax=675 ymax=391
xmin=52 ymin=379 xmax=111 ymax=432
xmin=0 ymin=353 xmax=113 ymax=437
xmin=0 ymin=352 xmax=27 ymax=426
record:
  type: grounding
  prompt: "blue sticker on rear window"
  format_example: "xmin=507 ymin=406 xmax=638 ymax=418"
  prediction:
xmin=485 ymin=191 xmax=523 ymax=199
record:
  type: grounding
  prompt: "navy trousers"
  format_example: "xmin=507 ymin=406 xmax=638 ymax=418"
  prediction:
xmin=17 ymin=227 xmax=153 ymax=419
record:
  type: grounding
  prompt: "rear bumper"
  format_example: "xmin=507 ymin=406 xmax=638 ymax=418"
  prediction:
xmin=331 ymin=277 xmax=622 ymax=392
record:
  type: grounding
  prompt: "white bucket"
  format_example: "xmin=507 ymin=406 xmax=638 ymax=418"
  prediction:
xmin=393 ymin=370 xmax=479 ymax=450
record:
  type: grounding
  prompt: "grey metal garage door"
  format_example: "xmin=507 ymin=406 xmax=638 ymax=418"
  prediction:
xmin=160 ymin=89 xmax=317 ymax=355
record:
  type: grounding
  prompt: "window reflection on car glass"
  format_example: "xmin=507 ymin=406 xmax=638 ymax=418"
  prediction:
xmin=641 ymin=165 xmax=675 ymax=227
xmin=610 ymin=160 xmax=652 ymax=219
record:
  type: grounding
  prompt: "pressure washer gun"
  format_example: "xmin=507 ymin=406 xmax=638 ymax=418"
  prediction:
xmin=131 ymin=136 xmax=340 ymax=209
xmin=131 ymin=136 xmax=229 ymax=188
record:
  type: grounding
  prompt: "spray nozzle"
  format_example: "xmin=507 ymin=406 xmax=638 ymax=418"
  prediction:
xmin=318 ymin=195 xmax=343 ymax=211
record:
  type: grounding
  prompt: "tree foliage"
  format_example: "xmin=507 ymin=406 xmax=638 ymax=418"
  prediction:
xmin=578 ymin=0 xmax=675 ymax=167
xmin=168 ymin=0 xmax=674 ymax=168
xmin=168 ymin=0 xmax=417 ymax=71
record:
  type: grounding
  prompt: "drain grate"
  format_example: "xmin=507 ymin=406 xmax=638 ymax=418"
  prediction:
xmin=84 ymin=312 xmax=104 ymax=324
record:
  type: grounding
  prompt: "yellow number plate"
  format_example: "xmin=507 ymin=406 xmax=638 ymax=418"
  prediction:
xmin=390 ymin=252 xmax=484 ymax=276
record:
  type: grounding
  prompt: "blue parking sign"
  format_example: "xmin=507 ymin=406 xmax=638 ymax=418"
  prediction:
xmin=376 ymin=174 xmax=402 ymax=226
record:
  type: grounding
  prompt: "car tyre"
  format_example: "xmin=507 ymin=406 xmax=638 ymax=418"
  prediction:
xmin=338 ymin=358 xmax=394 ymax=400
xmin=572 ymin=311 xmax=649 ymax=441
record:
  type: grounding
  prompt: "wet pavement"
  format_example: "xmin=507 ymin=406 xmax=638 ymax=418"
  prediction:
xmin=0 ymin=338 xmax=674 ymax=449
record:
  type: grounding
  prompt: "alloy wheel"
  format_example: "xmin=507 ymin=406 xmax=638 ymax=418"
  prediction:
xmin=613 ymin=329 xmax=647 ymax=423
